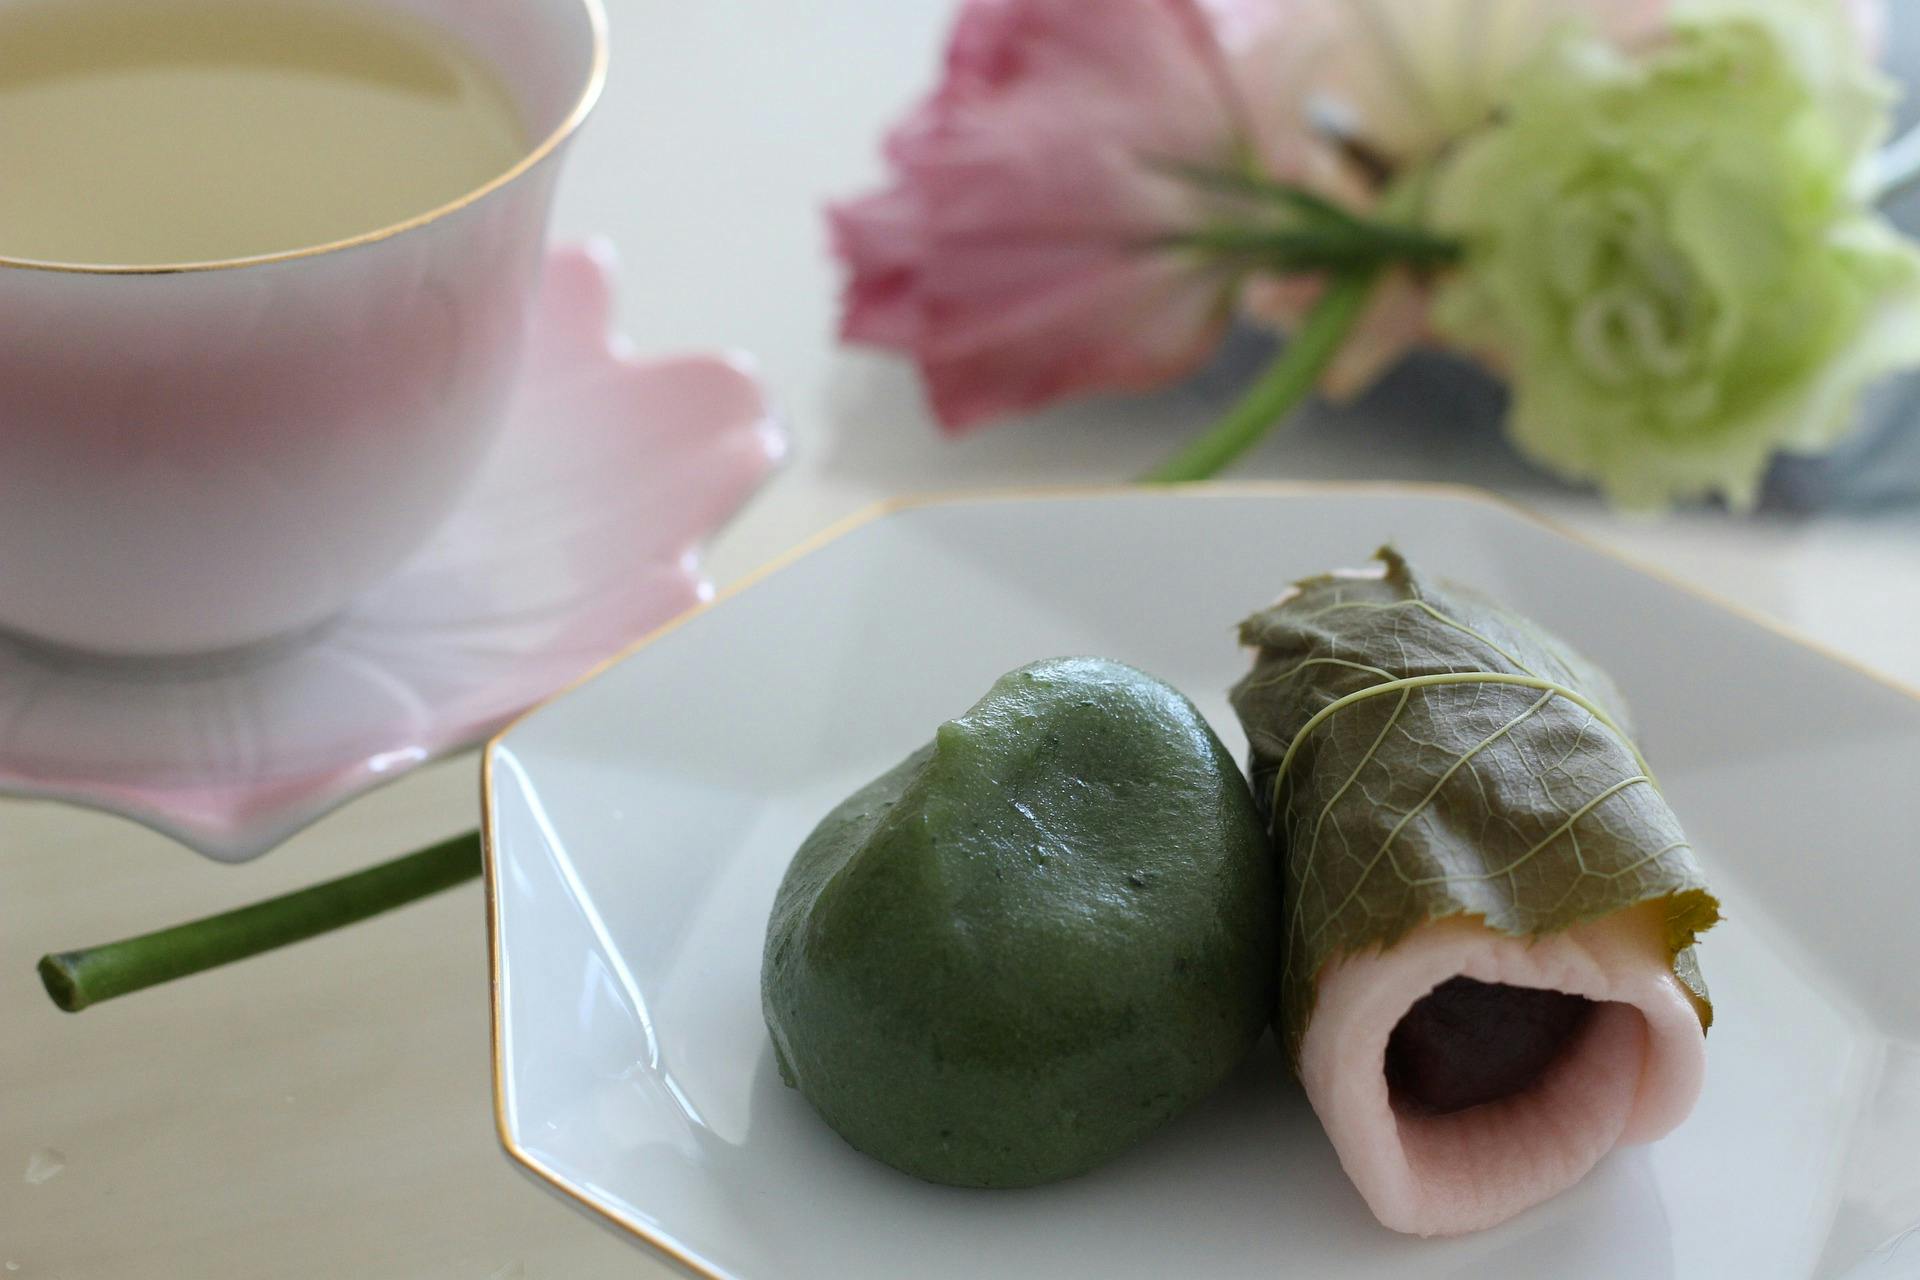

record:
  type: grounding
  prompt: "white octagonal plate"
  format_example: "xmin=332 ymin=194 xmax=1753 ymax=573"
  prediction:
xmin=482 ymin=486 xmax=1920 ymax=1280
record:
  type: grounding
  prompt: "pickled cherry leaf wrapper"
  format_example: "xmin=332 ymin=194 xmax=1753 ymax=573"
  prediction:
xmin=1230 ymin=549 xmax=1719 ymax=1067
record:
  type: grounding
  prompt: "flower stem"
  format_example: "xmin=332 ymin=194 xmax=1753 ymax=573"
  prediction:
xmin=1141 ymin=273 xmax=1377 ymax=484
xmin=1157 ymin=224 xmax=1457 ymax=272
xmin=37 ymin=831 xmax=481 ymax=1013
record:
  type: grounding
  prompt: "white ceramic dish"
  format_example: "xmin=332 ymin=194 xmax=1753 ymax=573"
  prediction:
xmin=0 ymin=243 xmax=783 ymax=861
xmin=482 ymin=486 xmax=1920 ymax=1280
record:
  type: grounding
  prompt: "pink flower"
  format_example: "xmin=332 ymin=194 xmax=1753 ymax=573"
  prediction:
xmin=831 ymin=0 xmax=1319 ymax=432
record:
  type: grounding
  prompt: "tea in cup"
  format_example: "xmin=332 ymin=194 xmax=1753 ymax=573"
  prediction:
xmin=0 ymin=0 xmax=606 ymax=656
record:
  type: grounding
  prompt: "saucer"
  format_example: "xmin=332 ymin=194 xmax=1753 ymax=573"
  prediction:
xmin=0 ymin=241 xmax=786 ymax=862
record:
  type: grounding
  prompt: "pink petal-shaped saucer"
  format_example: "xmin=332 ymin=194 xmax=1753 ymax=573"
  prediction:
xmin=0 ymin=242 xmax=785 ymax=862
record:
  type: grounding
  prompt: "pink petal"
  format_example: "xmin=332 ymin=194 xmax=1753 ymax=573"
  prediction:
xmin=831 ymin=0 xmax=1318 ymax=430
xmin=829 ymin=188 xmax=923 ymax=350
xmin=923 ymin=256 xmax=1231 ymax=429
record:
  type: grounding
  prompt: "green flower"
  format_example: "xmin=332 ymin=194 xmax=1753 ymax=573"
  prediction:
xmin=1428 ymin=0 xmax=1920 ymax=509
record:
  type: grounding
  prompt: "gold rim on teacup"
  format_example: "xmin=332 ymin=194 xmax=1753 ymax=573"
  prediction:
xmin=0 ymin=0 xmax=608 ymax=277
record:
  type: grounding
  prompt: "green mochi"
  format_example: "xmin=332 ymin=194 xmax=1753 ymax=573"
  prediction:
xmin=761 ymin=657 xmax=1278 ymax=1188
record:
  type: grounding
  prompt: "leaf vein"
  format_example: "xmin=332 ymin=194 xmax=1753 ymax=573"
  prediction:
xmin=1298 ymin=689 xmax=1556 ymax=950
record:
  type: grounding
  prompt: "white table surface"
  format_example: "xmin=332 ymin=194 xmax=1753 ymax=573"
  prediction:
xmin=3 ymin=2 xmax=1917 ymax=1276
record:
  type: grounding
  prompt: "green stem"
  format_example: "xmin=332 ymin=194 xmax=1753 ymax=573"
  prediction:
xmin=37 ymin=831 xmax=481 ymax=1013
xmin=1146 ymin=159 xmax=1378 ymax=226
xmin=1142 ymin=273 xmax=1378 ymax=484
xmin=1157 ymin=224 xmax=1458 ymax=272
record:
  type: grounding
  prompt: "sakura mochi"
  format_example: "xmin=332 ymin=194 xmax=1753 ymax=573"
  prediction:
xmin=1231 ymin=550 xmax=1718 ymax=1236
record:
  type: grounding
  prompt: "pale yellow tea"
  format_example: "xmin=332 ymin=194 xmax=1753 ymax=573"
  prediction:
xmin=0 ymin=1 xmax=526 ymax=265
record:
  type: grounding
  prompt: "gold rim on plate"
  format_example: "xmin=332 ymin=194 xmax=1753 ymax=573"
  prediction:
xmin=479 ymin=480 xmax=1920 ymax=1275
xmin=0 ymin=0 xmax=609 ymax=277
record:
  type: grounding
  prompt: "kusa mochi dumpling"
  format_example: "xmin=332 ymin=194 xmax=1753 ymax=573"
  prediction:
xmin=762 ymin=657 xmax=1278 ymax=1188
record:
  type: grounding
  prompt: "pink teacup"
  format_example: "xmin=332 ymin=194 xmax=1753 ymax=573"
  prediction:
xmin=0 ymin=0 xmax=606 ymax=658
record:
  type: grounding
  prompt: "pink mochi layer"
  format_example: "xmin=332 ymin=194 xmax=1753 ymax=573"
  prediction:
xmin=1299 ymin=907 xmax=1706 ymax=1236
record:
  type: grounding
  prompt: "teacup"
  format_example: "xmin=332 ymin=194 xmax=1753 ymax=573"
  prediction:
xmin=0 ymin=0 xmax=606 ymax=657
